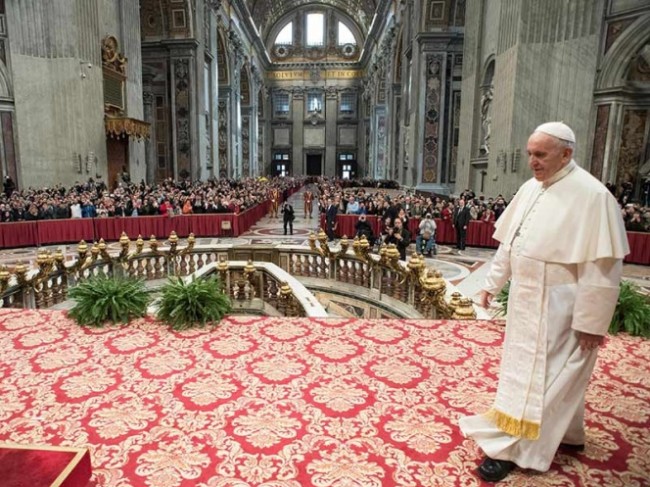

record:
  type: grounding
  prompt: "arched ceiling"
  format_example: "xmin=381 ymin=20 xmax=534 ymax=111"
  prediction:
xmin=245 ymin=0 xmax=378 ymax=39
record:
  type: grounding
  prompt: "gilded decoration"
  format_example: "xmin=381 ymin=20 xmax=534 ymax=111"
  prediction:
xmin=101 ymin=36 xmax=127 ymax=76
xmin=105 ymin=117 xmax=151 ymax=141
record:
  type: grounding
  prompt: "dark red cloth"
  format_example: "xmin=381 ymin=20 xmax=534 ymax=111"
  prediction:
xmin=188 ymin=214 xmax=234 ymax=237
xmin=0 ymin=221 xmax=39 ymax=248
xmin=37 ymin=219 xmax=95 ymax=245
xmin=625 ymin=231 xmax=650 ymax=265
xmin=0 ymin=446 xmax=91 ymax=487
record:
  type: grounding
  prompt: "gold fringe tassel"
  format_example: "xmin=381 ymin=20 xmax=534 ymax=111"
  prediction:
xmin=484 ymin=408 xmax=541 ymax=440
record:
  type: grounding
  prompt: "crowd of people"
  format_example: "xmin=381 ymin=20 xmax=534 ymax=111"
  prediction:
xmin=0 ymin=175 xmax=299 ymax=222
xmin=0 ymin=172 xmax=647 ymax=236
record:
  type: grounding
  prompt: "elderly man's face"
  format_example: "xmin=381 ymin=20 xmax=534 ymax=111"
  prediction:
xmin=527 ymin=132 xmax=572 ymax=182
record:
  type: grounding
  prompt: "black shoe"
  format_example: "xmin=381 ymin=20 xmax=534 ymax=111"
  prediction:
xmin=559 ymin=443 xmax=585 ymax=452
xmin=477 ymin=458 xmax=516 ymax=482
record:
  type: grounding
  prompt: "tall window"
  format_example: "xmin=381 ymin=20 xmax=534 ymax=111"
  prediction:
xmin=307 ymin=92 xmax=323 ymax=113
xmin=337 ymin=22 xmax=356 ymax=45
xmin=273 ymin=92 xmax=290 ymax=116
xmin=275 ymin=22 xmax=293 ymax=45
xmin=339 ymin=92 xmax=357 ymax=115
xmin=306 ymin=13 xmax=324 ymax=46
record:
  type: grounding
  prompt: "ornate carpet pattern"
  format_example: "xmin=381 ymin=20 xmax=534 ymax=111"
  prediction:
xmin=0 ymin=309 xmax=648 ymax=486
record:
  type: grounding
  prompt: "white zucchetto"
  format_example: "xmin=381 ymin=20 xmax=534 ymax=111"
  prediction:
xmin=534 ymin=122 xmax=576 ymax=143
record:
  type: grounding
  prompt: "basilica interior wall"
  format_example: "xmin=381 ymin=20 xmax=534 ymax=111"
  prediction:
xmin=99 ymin=0 xmax=147 ymax=185
xmin=457 ymin=0 xmax=607 ymax=198
xmin=6 ymin=1 xmax=106 ymax=189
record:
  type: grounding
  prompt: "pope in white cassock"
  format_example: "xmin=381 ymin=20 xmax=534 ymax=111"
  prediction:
xmin=459 ymin=122 xmax=630 ymax=482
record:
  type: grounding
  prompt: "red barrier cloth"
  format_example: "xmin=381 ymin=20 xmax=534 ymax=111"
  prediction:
xmin=36 ymin=219 xmax=95 ymax=245
xmin=0 ymin=444 xmax=92 ymax=487
xmin=464 ymin=221 xmax=500 ymax=248
xmin=435 ymin=219 xmax=456 ymax=245
xmin=237 ymin=202 xmax=270 ymax=236
xmin=0 ymin=221 xmax=39 ymax=248
xmin=625 ymin=231 xmax=650 ymax=265
xmin=188 ymin=214 xmax=234 ymax=237
xmin=167 ymin=215 xmax=192 ymax=237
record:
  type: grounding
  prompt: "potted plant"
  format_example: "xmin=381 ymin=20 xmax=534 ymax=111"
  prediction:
xmin=156 ymin=276 xmax=231 ymax=330
xmin=68 ymin=274 xmax=150 ymax=327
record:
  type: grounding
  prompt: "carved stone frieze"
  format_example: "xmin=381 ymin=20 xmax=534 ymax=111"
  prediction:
xmin=422 ymin=53 xmax=443 ymax=184
xmin=174 ymin=58 xmax=191 ymax=174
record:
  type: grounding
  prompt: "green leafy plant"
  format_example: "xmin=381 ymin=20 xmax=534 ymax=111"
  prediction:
xmin=68 ymin=274 xmax=150 ymax=327
xmin=496 ymin=280 xmax=650 ymax=338
xmin=494 ymin=280 xmax=511 ymax=317
xmin=609 ymin=281 xmax=650 ymax=337
xmin=156 ymin=276 xmax=231 ymax=330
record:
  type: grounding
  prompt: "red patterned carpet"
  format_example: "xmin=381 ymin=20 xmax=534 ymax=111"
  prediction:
xmin=0 ymin=309 xmax=648 ymax=486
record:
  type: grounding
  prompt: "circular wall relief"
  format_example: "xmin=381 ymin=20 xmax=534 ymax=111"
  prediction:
xmin=274 ymin=45 xmax=290 ymax=58
xmin=341 ymin=44 xmax=356 ymax=58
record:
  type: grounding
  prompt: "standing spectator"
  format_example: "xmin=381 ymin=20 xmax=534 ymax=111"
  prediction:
xmin=325 ymin=197 xmax=338 ymax=241
xmin=493 ymin=196 xmax=507 ymax=219
xmin=282 ymin=201 xmax=295 ymax=235
xmin=346 ymin=196 xmax=360 ymax=214
xmin=4 ymin=175 xmax=16 ymax=197
xmin=70 ymin=200 xmax=82 ymax=218
xmin=453 ymin=198 xmax=471 ymax=251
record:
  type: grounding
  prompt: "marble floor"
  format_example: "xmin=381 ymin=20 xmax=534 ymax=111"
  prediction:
xmin=1 ymin=187 xmax=648 ymax=311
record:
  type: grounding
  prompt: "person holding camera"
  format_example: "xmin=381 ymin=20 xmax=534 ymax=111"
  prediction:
xmin=282 ymin=201 xmax=295 ymax=235
xmin=355 ymin=214 xmax=375 ymax=246
xmin=416 ymin=213 xmax=437 ymax=256
xmin=385 ymin=217 xmax=410 ymax=260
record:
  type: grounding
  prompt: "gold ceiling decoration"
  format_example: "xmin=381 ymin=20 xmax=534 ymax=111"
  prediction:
xmin=105 ymin=116 xmax=151 ymax=140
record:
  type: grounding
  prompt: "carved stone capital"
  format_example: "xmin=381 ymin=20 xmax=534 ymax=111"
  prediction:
xmin=207 ymin=0 xmax=222 ymax=11
xmin=143 ymin=91 xmax=155 ymax=106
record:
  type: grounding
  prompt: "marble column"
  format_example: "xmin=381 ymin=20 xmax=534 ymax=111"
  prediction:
xmin=325 ymin=88 xmax=338 ymax=177
xmin=143 ymin=91 xmax=157 ymax=183
xmin=292 ymin=91 xmax=305 ymax=174
xmin=218 ymin=89 xmax=231 ymax=178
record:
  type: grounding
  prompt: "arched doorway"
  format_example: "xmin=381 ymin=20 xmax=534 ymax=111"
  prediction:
xmin=593 ymin=15 xmax=650 ymax=201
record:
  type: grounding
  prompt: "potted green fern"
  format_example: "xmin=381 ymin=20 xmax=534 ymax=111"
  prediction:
xmin=68 ymin=274 xmax=150 ymax=327
xmin=609 ymin=281 xmax=650 ymax=337
xmin=156 ymin=276 xmax=231 ymax=330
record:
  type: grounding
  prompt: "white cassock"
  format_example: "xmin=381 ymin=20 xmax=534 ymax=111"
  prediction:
xmin=459 ymin=161 xmax=629 ymax=471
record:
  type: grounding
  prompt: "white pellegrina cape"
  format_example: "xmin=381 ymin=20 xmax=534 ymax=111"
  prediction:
xmin=493 ymin=161 xmax=629 ymax=263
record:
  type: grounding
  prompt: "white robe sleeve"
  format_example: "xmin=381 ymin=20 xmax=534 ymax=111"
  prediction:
xmin=572 ymin=258 xmax=622 ymax=336
xmin=484 ymin=244 xmax=512 ymax=295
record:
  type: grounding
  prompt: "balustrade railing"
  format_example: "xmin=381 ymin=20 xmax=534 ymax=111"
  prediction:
xmin=0 ymin=230 xmax=477 ymax=319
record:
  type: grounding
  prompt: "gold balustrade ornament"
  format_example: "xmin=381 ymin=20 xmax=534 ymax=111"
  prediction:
xmin=0 ymin=230 xmax=475 ymax=319
xmin=309 ymin=229 xmax=476 ymax=320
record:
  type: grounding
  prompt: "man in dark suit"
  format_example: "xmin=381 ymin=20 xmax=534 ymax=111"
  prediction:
xmin=325 ymin=197 xmax=338 ymax=241
xmin=453 ymin=198 xmax=472 ymax=251
xmin=282 ymin=202 xmax=295 ymax=235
